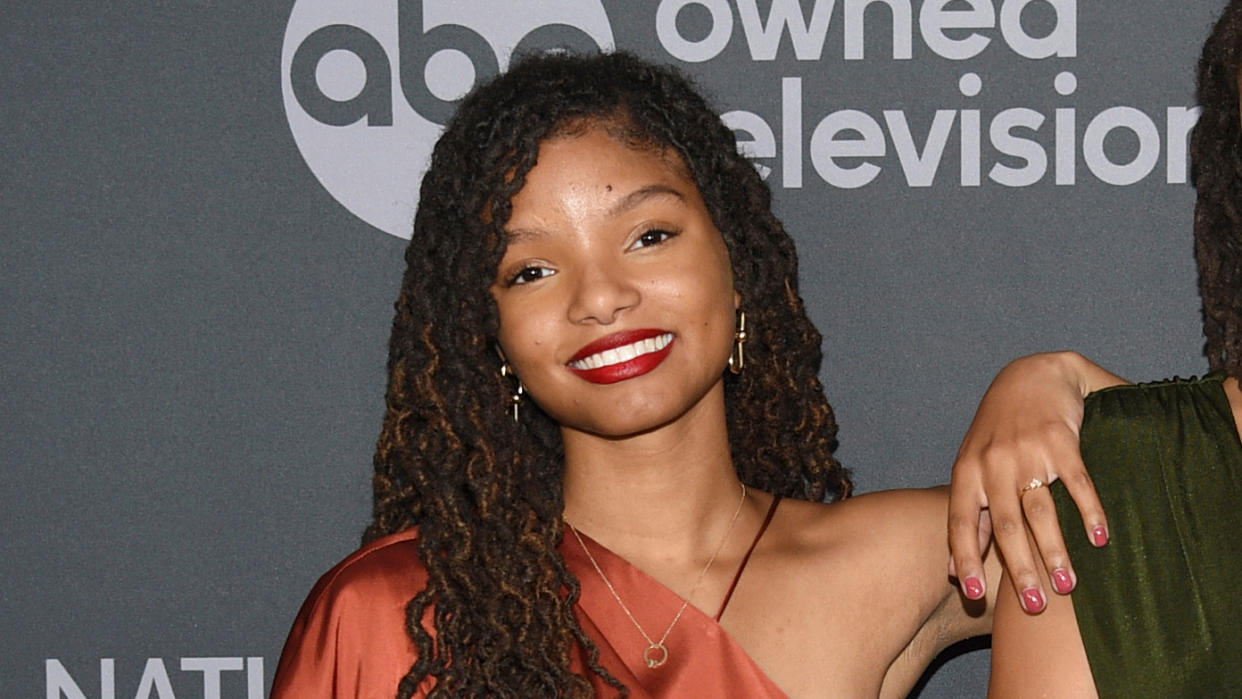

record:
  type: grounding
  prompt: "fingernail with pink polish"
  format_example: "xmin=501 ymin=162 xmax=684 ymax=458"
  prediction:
xmin=963 ymin=576 xmax=984 ymax=600
xmin=1022 ymin=587 xmax=1046 ymax=613
xmin=1092 ymin=526 xmax=1109 ymax=547
xmin=1051 ymin=568 xmax=1074 ymax=594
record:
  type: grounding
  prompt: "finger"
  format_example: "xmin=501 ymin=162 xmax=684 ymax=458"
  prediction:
xmin=990 ymin=492 xmax=1048 ymax=614
xmin=948 ymin=503 xmax=987 ymax=598
xmin=1019 ymin=485 xmax=1076 ymax=595
xmin=1057 ymin=459 xmax=1110 ymax=548
xmin=976 ymin=507 xmax=992 ymax=557
xmin=947 ymin=469 xmax=987 ymax=599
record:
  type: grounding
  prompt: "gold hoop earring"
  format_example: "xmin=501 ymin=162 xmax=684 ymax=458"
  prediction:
xmin=499 ymin=362 xmax=524 ymax=422
xmin=728 ymin=311 xmax=747 ymax=375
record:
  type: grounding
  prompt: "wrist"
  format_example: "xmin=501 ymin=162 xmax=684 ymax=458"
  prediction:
xmin=1042 ymin=349 xmax=1128 ymax=395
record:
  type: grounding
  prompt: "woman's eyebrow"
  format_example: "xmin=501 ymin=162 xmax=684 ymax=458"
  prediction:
xmin=503 ymin=184 xmax=687 ymax=242
xmin=504 ymin=226 xmax=548 ymax=244
xmin=607 ymin=184 xmax=686 ymax=218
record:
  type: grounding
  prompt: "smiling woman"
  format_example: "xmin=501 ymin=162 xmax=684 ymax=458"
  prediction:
xmin=269 ymin=51 xmax=1121 ymax=698
xmin=493 ymin=130 xmax=738 ymax=435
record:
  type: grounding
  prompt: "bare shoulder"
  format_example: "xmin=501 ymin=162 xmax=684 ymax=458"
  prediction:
xmin=720 ymin=489 xmax=957 ymax=696
xmin=834 ymin=485 xmax=949 ymax=527
xmin=1225 ymin=376 xmax=1242 ymax=437
xmin=774 ymin=487 xmax=949 ymax=559
xmin=778 ymin=485 xmax=947 ymax=522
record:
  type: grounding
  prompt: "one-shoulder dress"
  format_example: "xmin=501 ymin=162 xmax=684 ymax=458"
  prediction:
xmin=271 ymin=498 xmax=786 ymax=697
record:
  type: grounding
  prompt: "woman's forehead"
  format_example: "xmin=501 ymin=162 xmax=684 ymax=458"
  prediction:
xmin=505 ymin=131 xmax=699 ymax=224
xmin=542 ymin=117 xmax=693 ymax=176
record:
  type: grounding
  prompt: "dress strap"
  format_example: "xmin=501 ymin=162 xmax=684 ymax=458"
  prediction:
xmin=714 ymin=495 xmax=782 ymax=621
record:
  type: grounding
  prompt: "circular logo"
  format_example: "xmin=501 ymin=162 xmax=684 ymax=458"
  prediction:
xmin=281 ymin=0 xmax=614 ymax=238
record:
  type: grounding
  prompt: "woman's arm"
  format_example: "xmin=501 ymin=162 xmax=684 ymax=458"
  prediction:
xmin=990 ymin=533 xmax=1096 ymax=698
xmin=947 ymin=352 xmax=1127 ymax=609
xmin=864 ymin=487 xmax=1001 ymax=698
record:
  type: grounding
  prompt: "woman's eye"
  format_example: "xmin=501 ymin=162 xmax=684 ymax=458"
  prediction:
xmin=631 ymin=228 xmax=677 ymax=250
xmin=509 ymin=265 xmax=555 ymax=286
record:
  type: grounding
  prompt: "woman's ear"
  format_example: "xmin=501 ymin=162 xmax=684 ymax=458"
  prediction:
xmin=734 ymin=290 xmax=742 ymax=310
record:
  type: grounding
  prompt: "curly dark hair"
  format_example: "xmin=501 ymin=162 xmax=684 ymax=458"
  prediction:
xmin=363 ymin=51 xmax=851 ymax=697
xmin=1191 ymin=0 xmax=1242 ymax=380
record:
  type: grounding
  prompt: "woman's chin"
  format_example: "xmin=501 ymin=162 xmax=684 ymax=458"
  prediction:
xmin=560 ymin=404 xmax=682 ymax=440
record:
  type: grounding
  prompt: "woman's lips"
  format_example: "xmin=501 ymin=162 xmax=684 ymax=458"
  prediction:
xmin=567 ymin=329 xmax=675 ymax=384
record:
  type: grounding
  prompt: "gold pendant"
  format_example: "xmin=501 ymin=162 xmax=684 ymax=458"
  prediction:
xmin=643 ymin=642 xmax=669 ymax=668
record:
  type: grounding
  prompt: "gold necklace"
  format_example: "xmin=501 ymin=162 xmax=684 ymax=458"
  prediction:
xmin=566 ymin=483 xmax=748 ymax=669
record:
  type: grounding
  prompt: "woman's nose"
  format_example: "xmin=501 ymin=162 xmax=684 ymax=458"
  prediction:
xmin=566 ymin=261 xmax=641 ymax=325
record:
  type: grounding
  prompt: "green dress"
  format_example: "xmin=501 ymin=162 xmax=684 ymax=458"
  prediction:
xmin=1052 ymin=373 xmax=1242 ymax=697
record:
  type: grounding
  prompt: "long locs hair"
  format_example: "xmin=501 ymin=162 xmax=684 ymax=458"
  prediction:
xmin=1192 ymin=0 xmax=1242 ymax=380
xmin=364 ymin=51 xmax=851 ymax=696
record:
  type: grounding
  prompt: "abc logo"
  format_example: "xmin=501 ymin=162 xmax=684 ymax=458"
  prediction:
xmin=281 ymin=1 xmax=614 ymax=238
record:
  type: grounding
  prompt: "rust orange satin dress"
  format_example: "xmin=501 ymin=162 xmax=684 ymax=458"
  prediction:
xmin=271 ymin=526 xmax=788 ymax=698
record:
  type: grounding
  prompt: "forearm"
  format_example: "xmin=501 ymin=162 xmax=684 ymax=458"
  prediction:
xmin=986 ymin=351 xmax=1128 ymax=413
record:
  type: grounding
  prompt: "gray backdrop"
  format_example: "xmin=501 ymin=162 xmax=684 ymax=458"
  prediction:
xmin=3 ymin=1 xmax=1218 ymax=696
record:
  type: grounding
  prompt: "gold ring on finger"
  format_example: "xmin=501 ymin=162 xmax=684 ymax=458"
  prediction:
xmin=1020 ymin=478 xmax=1046 ymax=495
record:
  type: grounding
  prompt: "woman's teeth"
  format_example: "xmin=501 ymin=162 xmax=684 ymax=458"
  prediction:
xmin=569 ymin=333 xmax=673 ymax=370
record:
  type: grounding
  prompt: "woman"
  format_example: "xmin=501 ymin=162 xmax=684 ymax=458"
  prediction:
xmin=272 ymin=52 xmax=1115 ymax=697
xmin=982 ymin=2 xmax=1242 ymax=696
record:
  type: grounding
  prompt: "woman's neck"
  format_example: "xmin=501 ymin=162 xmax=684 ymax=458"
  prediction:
xmin=559 ymin=386 xmax=744 ymax=562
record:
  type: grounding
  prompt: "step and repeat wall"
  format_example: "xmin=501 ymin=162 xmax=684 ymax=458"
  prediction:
xmin=4 ymin=1 xmax=1220 ymax=696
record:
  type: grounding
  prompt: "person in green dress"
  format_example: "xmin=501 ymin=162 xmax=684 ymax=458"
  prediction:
xmin=969 ymin=2 xmax=1242 ymax=696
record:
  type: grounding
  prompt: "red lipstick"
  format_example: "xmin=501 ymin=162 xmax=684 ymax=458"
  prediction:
xmin=567 ymin=328 xmax=674 ymax=384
